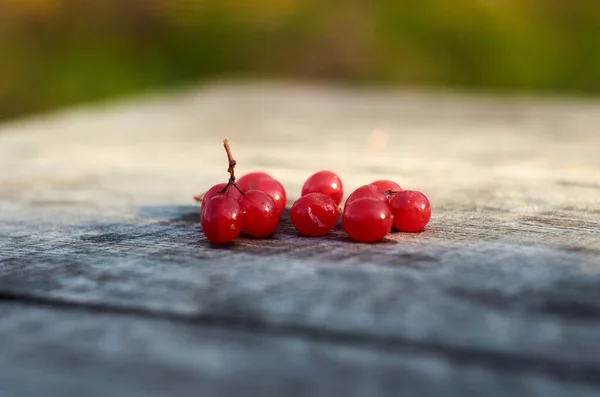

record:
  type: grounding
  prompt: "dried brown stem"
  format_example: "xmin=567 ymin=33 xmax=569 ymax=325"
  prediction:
xmin=193 ymin=139 xmax=244 ymax=202
xmin=385 ymin=189 xmax=400 ymax=199
xmin=219 ymin=139 xmax=244 ymax=195
xmin=193 ymin=193 xmax=204 ymax=202
xmin=223 ymin=139 xmax=236 ymax=179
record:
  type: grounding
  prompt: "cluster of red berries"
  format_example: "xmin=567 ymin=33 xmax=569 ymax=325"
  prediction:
xmin=291 ymin=172 xmax=430 ymax=242
xmin=196 ymin=141 xmax=286 ymax=244
xmin=197 ymin=140 xmax=431 ymax=244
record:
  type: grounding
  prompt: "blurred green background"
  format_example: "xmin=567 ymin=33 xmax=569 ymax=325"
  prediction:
xmin=1 ymin=0 xmax=600 ymax=120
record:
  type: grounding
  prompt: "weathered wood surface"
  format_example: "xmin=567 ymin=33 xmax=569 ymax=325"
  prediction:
xmin=0 ymin=83 xmax=599 ymax=396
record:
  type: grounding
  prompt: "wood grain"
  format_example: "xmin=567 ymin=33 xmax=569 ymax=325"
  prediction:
xmin=0 ymin=83 xmax=599 ymax=396
xmin=5 ymin=302 xmax=600 ymax=397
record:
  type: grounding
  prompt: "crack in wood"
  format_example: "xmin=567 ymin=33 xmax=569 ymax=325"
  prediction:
xmin=0 ymin=288 xmax=599 ymax=387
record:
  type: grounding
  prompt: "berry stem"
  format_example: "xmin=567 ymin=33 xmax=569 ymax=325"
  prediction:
xmin=385 ymin=189 xmax=400 ymax=199
xmin=193 ymin=193 xmax=204 ymax=202
xmin=219 ymin=139 xmax=245 ymax=195
xmin=223 ymin=139 xmax=236 ymax=178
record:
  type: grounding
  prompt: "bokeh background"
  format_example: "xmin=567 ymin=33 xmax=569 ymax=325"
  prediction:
xmin=2 ymin=0 xmax=600 ymax=121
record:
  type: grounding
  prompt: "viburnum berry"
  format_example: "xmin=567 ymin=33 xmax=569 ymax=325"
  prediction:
xmin=238 ymin=174 xmax=287 ymax=214
xmin=236 ymin=171 xmax=274 ymax=192
xmin=370 ymin=180 xmax=402 ymax=204
xmin=345 ymin=184 xmax=385 ymax=206
xmin=301 ymin=170 xmax=344 ymax=206
xmin=240 ymin=190 xmax=280 ymax=237
xmin=342 ymin=197 xmax=393 ymax=242
xmin=290 ymin=192 xmax=339 ymax=237
xmin=200 ymin=183 xmax=226 ymax=209
xmin=201 ymin=195 xmax=244 ymax=244
xmin=200 ymin=182 xmax=242 ymax=218
xmin=370 ymin=180 xmax=402 ymax=195
xmin=389 ymin=190 xmax=431 ymax=232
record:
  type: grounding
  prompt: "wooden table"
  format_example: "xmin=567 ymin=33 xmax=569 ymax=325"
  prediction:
xmin=1 ymin=83 xmax=599 ymax=397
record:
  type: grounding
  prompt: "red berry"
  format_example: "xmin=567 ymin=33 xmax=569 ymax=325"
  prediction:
xmin=240 ymin=190 xmax=280 ymax=237
xmin=342 ymin=197 xmax=393 ymax=242
xmin=301 ymin=170 xmax=344 ymax=206
xmin=201 ymin=183 xmax=242 ymax=217
xmin=237 ymin=171 xmax=274 ymax=192
xmin=201 ymin=183 xmax=226 ymax=210
xmin=389 ymin=190 xmax=431 ymax=232
xmin=290 ymin=193 xmax=339 ymax=237
xmin=242 ymin=177 xmax=287 ymax=214
xmin=370 ymin=180 xmax=402 ymax=195
xmin=345 ymin=185 xmax=385 ymax=206
xmin=370 ymin=180 xmax=402 ymax=204
xmin=201 ymin=195 xmax=244 ymax=244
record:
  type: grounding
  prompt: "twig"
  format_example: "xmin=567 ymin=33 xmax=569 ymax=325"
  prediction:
xmin=219 ymin=139 xmax=244 ymax=195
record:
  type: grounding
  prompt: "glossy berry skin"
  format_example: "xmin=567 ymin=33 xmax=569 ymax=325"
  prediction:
xmin=201 ymin=183 xmax=227 ymax=210
xmin=241 ymin=177 xmax=287 ymax=214
xmin=370 ymin=180 xmax=402 ymax=204
xmin=301 ymin=171 xmax=344 ymax=206
xmin=370 ymin=180 xmax=402 ymax=195
xmin=237 ymin=172 xmax=274 ymax=192
xmin=342 ymin=197 xmax=393 ymax=242
xmin=201 ymin=183 xmax=242 ymax=218
xmin=240 ymin=190 xmax=280 ymax=237
xmin=389 ymin=190 xmax=431 ymax=232
xmin=201 ymin=195 xmax=244 ymax=244
xmin=345 ymin=185 xmax=385 ymax=206
xmin=290 ymin=193 xmax=339 ymax=237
